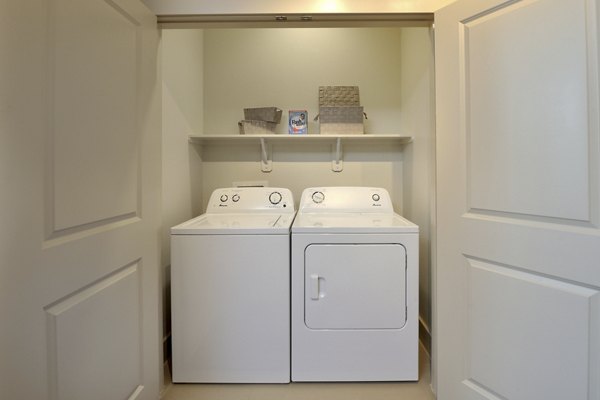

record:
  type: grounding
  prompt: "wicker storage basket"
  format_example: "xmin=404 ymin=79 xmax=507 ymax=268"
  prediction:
xmin=243 ymin=107 xmax=282 ymax=123
xmin=319 ymin=86 xmax=360 ymax=106
xmin=238 ymin=120 xmax=277 ymax=135
xmin=317 ymin=86 xmax=365 ymax=135
xmin=318 ymin=106 xmax=365 ymax=135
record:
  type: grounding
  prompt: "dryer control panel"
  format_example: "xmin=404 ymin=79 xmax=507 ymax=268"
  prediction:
xmin=299 ymin=187 xmax=394 ymax=214
xmin=207 ymin=187 xmax=295 ymax=213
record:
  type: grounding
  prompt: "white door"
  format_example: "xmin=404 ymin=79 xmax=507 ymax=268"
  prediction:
xmin=304 ymin=244 xmax=407 ymax=329
xmin=0 ymin=1 xmax=161 ymax=399
xmin=435 ymin=1 xmax=600 ymax=400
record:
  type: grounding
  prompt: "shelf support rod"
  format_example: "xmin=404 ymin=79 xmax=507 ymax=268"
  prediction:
xmin=331 ymin=137 xmax=343 ymax=172
xmin=260 ymin=138 xmax=272 ymax=172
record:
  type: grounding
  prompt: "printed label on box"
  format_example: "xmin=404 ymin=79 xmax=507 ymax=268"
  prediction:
xmin=289 ymin=110 xmax=308 ymax=134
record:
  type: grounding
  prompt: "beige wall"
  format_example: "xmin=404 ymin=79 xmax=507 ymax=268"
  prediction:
xmin=201 ymin=143 xmax=404 ymax=211
xmin=400 ymin=27 xmax=435 ymax=342
xmin=201 ymin=27 xmax=407 ymax=208
xmin=161 ymin=29 xmax=204 ymax=346
xmin=161 ymin=25 xmax=435 ymax=348
xmin=203 ymin=28 xmax=403 ymax=136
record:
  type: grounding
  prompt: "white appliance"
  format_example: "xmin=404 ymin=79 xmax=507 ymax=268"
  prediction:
xmin=170 ymin=187 xmax=295 ymax=383
xmin=291 ymin=187 xmax=419 ymax=381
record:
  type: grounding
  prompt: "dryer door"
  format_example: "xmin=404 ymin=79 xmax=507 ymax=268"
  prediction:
xmin=304 ymin=244 xmax=406 ymax=330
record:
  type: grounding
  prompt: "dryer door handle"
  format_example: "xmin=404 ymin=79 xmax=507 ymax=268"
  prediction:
xmin=310 ymin=274 xmax=325 ymax=300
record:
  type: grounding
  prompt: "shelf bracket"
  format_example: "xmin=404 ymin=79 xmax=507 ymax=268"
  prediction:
xmin=331 ymin=137 xmax=343 ymax=172
xmin=260 ymin=138 xmax=272 ymax=172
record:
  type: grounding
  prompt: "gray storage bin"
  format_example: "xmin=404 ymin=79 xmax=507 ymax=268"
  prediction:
xmin=243 ymin=107 xmax=282 ymax=123
xmin=316 ymin=86 xmax=366 ymax=135
xmin=317 ymin=106 xmax=365 ymax=135
xmin=238 ymin=120 xmax=277 ymax=135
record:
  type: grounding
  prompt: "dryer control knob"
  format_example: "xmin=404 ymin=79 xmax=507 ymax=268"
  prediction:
xmin=312 ymin=191 xmax=325 ymax=204
xmin=220 ymin=194 xmax=228 ymax=202
xmin=269 ymin=191 xmax=282 ymax=205
xmin=232 ymin=194 xmax=240 ymax=202
xmin=372 ymin=193 xmax=380 ymax=202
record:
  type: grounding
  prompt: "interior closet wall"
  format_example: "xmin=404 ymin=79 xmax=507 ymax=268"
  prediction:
xmin=160 ymin=26 xmax=434 ymax=348
xmin=201 ymin=27 xmax=406 ymax=210
xmin=161 ymin=29 xmax=204 ymax=355
xmin=400 ymin=28 xmax=435 ymax=347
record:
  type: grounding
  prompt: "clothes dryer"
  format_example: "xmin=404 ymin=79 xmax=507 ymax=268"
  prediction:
xmin=171 ymin=187 xmax=295 ymax=383
xmin=291 ymin=187 xmax=418 ymax=381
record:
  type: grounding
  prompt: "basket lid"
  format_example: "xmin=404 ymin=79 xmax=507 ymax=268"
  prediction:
xmin=319 ymin=86 xmax=360 ymax=106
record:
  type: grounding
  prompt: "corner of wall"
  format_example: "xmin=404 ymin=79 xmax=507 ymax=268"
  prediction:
xmin=399 ymin=26 xmax=435 ymax=355
xmin=160 ymin=28 xmax=206 ymax=371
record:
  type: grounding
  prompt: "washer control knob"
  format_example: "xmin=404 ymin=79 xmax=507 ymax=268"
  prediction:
xmin=372 ymin=193 xmax=380 ymax=202
xmin=269 ymin=191 xmax=282 ymax=205
xmin=220 ymin=194 xmax=228 ymax=202
xmin=312 ymin=191 xmax=325 ymax=204
xmin=232 ymin=194 xmax=240 ymax=202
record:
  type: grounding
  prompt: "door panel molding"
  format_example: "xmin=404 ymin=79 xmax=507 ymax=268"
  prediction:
xmin=464 ymin=208 xmax=597 ymax=229
xmin=45 ymin=0 xmax=143 ymax=238
xmin=584 ymin=0 xmax=600 ymax=228
xmin=462 ymin=378 xmax=506 ymax=400
xmin=45 ymin=261 xmax=143 ymax=400
xmin=43 ymin=215 xmax=141 ymax=248
xmin=460 ymin=0 xmax=592 ymax=222
xmin=105 ymin=0 xmax=143 ymax=26
xmin=465 ymin=256 xmax=597 ymax=400
xmin=462 ymin=215 xmax=600 ymax=288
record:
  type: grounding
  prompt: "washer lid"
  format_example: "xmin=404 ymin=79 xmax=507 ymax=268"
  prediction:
xmin=171 ymin=213 xmax=295 ymax=235
xmin=291 ymin=213 xmax=418 ymax=234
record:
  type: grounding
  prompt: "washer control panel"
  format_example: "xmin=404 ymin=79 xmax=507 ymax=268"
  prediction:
xmin=299 ymin=187 xmax=394 ymax=214
xmin=207 ymin=187 xmax=295 ymax=213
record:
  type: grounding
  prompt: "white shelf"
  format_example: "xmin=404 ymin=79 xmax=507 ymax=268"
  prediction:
xmin=188 ymin=134 xmax=412 ymax=172
xmin=188 ymin=134 xmax=412 ymax=145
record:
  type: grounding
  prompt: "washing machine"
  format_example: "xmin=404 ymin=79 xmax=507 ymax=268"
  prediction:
xmin=291 ymin=187 xmax=419 ymax=381
xmin=170 ymin=187 xmax=295 ymax=383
